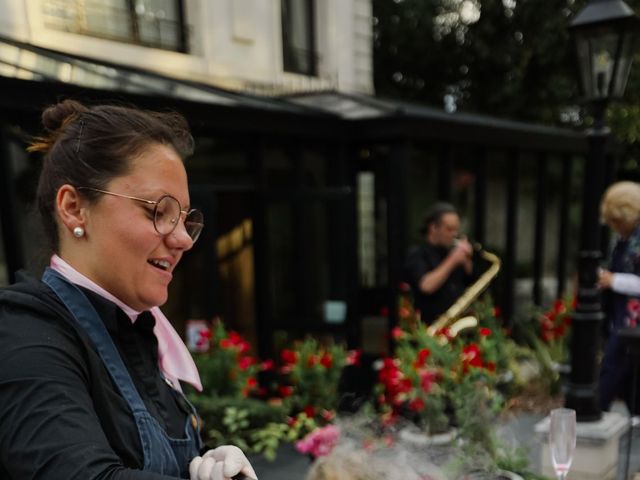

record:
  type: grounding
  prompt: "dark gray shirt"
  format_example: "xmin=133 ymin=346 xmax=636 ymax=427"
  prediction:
xmin=0 ymin=273 xmax=196 ymax=479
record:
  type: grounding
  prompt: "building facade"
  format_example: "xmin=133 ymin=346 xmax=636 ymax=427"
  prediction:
xmin=0 ymin=0 xmax=373 ymax=95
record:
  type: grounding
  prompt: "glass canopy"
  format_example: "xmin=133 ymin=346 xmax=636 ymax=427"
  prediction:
xmin=0 ymin=34 xmax=306 ymax=112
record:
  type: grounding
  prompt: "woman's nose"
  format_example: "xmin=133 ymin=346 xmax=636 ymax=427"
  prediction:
xmin=166 ymin=220 xmax=194 ymax=250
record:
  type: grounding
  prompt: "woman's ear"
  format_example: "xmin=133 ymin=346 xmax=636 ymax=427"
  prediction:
xmin=56 ymin=185 xmax=86 ymax=233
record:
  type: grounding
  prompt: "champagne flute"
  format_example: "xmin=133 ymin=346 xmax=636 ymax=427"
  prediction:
xmin=549 ymin=408 xmax=577 ymax=480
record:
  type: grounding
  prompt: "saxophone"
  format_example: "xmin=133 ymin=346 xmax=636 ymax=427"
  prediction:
xmin=426 ymin=243 xmax=501 ymax=337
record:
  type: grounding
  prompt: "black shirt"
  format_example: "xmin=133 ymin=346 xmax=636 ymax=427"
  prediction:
xmin=404 ymin=242 xmax=472 ymax=324
xmin=0 ymin=272 xmax=196 ymax=479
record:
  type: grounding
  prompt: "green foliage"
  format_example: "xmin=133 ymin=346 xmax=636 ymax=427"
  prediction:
xmin=373 ymin=0 xmax=583 ymax=123
xmin=511 ymin=296 xmax=574 ymax=395
xmin=193 ymin=320 xmax=260 ymax=398
xmin=189 ymin=395 xmax=291 ymax=460
xmin=250 ymin=422 xmax=289 ymax=461
xmin=279 ymin=337 xmax=349 ymax=417
xmin=377 ymin=292 xmax=511 ymax=434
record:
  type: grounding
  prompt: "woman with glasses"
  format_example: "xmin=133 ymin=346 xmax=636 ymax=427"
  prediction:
xmin=0 ymin=100 xmax=257 ymax=480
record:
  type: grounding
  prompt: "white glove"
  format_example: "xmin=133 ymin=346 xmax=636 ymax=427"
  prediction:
xmin=189 ymin=445 xmax=258 ymax=480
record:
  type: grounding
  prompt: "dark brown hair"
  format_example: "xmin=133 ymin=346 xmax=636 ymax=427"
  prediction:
xmin=419 ymin=202 xmax=458 ymax=235
xmin=28 ymin=99 xmax=194 ymax=251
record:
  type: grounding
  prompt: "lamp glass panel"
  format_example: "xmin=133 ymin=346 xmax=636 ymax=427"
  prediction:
xmin=576 ymin=33 xmax=595 ymax=98
xmin=611 ymin=32 xmax=636 ymax=97
xmin=592 ymin=32 xmax=619 ymax=99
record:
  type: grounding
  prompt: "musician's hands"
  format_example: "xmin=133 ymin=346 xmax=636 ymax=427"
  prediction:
xmin=189 ymin=445 xmax=258 ymax=480
xmin=598 ymin=269 xmax=614 ymax=289
xmin=449 ymin=237 xmax=472 ymax=265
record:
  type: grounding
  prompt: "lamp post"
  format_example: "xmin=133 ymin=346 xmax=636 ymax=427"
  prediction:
xmin=567 ymin=0 xmax=640 ymax=422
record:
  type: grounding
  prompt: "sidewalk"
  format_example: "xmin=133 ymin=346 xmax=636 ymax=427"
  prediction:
xmin=248 ymin=407 xmax=640 ymax=480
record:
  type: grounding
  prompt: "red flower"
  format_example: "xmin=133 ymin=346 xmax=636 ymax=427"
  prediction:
xmin=380 ymin=306 xmax=390 ymax=317
xmin=413 ymin=348 xmax=431 ymax=368
xmin=242 ymin=377 xmax=257 ymax=395
xmin=320 ymin=353 xmax=333 ymax=368
xmin=553 ymin=298 xmax=566 ymax=314
xmin=278 ymin=385 xmax=294 ymax=397
xmin=228 ymin=331 xmax=242 ymax=343
xmin=281 ymin=349 xmax=298 ymax=364
xmin=409 ymin=398 xmax=425 ymax=412
xmin=307 ymin=355 xmax=319 ymax=367
xmin=238 ymin=356 xmax=255 ymax=370
xmin=479 ymin=327 xmax=492 ymax=337
xmin=493 ymin=306 xmax=502 ymax=318
xmin=398 ymin=282 xmax=411 ymax=292
xmin=303 ymin=405 xmax=316 ymax=418
xmin=461 ymin=344 xmax=483 ymax=371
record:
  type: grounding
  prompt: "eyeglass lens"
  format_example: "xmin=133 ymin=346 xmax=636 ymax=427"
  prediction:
xmin=154 ymin=196 xmax=203 ymax=242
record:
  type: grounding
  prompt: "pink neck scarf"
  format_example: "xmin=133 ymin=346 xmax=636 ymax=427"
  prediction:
xmin=50 ymin=254 xmax=202 ymax=392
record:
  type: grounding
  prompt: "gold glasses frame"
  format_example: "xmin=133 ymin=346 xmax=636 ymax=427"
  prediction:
xmin=76 ymin=186 xmax=203 ymax=242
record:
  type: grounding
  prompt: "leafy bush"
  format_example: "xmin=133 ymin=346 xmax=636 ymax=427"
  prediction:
xmin=190 ymin=395 xmax=288 ymax=458
xmin=192 ymin=319 xmax=261 ymax=398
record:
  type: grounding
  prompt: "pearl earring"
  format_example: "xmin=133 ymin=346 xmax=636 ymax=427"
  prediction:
xmin=73 ymin=226 xmax=85 ymax=238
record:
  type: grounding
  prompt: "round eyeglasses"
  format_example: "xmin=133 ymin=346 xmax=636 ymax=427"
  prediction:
xmin=77 ymin=187 xmax=204 ymax=243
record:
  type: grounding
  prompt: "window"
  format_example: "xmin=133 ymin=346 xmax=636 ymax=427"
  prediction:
xmin=281 ymin=0 xmax=317 ymax=76
xmin=42 ymin=0 xmax=188 ymax=53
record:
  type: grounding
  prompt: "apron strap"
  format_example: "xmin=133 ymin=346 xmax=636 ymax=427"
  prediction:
xmin=42 ymin=268 xmax=149 ymax=414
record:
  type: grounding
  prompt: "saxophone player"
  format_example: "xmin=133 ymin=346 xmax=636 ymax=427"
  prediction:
xmin=403 ymin=202 xmax=475 ymax=325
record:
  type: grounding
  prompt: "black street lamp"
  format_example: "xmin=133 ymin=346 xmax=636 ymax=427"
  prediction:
xmin=567 ymin=0 xmax=640 ymax=422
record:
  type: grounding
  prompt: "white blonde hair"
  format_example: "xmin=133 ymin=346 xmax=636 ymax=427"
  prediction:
xmin=600 ymin=181 xmax=640 ymax=231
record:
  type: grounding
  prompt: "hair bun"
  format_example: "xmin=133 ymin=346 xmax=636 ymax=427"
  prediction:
xmin=41 ymin=99 xmax=89 ymax=132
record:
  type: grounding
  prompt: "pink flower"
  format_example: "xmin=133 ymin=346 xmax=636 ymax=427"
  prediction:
xmin=295 ymin=425 xmax=341 ymax=458
xmin=391 ymin=327 xmax=404 ymax=339
xmin=260 ymin=359 xmax=275 ymax=371
xmin=346 ymin=349 xmax=361 ymax=366
xmin=420 ymin=370 xmax=437 ymax=393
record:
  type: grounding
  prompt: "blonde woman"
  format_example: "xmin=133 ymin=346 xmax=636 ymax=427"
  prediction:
xmin=598 ymin=180 xmax=640 ymax=413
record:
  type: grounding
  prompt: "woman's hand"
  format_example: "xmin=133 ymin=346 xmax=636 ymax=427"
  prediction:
xmin=598 ymin=269 xmax=614 ymax=290
xmin=189 ymin=445 xmax=258 ymax=480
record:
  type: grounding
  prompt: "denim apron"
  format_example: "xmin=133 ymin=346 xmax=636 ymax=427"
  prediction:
xmin=43 ymin=268 xmax=201 ymax=477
